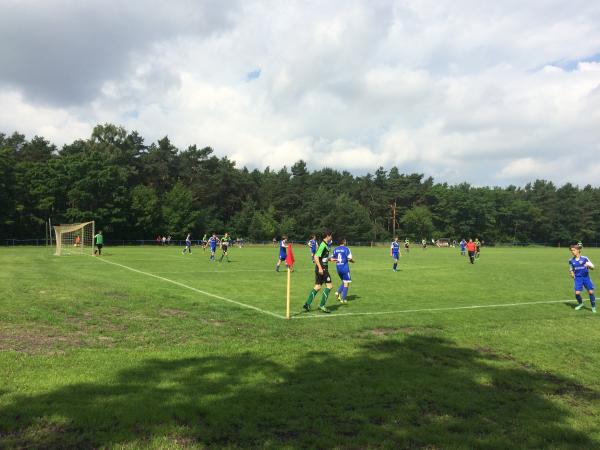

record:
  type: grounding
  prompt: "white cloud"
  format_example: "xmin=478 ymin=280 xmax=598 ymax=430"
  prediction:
xmin=0 ymin=91 xmax=91 ymax=144
xmin=1 ymin=0 xmax=600 ymax=186
xmin=496 ymin=157 xmax=564 ymax=181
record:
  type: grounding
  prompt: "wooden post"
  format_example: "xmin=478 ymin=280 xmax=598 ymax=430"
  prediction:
xmin=286 ymin=267 xmax=292 ymax=319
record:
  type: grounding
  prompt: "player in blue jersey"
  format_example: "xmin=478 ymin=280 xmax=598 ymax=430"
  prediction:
xmin=208 ymin=233 xmax=219 ymax=261
xmin=332 ymin=238 xmax=354 ymax=304
xmin=182 ymin=233 xmax=192 ymax=254
xmin=459 ymin=239 xmax=467 ymax=256
xmin=307 ymin=234 xmax=317 ymax=262
xmin=275 ymin=235 xmax=289 ymax=272
xmin=391 ymin=237 xmax=400 ymax=271
xmin=568 ymin=243 xmax=596 ymax=313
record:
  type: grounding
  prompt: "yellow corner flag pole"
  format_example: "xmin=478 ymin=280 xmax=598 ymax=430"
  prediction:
xmin=285 ymin=243 xmax=295 ymax=320
xmin=286 ymin=267 xmax=291 ymax=319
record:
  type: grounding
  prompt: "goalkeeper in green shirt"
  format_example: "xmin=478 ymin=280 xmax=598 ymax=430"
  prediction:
xmin=303 ymin=230 xmax=334 ymax=313
xmin=94 ymin=230 xmax=103 ymax=255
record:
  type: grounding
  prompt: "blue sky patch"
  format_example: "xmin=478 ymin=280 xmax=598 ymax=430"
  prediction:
xmin=246 ymin=69 xmax=261 ymax=81
xmin=544 ymin=53 xmax=600 ymax=72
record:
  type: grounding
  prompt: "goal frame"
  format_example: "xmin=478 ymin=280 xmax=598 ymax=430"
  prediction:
xmin=53 ymin=221 xmax=95 ymax=256
xmin=435 ymin=238 xmax=451 ymax=247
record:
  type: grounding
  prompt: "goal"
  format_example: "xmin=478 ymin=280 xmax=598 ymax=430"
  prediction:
xmin=435 ymin=238 xmax=451 ymax=247
xmin=54 ymin=221 xmax=95 ymax=256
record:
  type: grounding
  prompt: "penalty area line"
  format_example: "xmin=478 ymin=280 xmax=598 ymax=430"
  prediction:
xmin=293 ymin=299 xmax=574 ymax=319
xmin=92 ymin=257 xmax=286 ymax=319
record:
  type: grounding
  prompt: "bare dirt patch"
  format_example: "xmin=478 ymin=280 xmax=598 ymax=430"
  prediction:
xmin=159 ymin=308 xmax=188 ymax=318
xmin=102 ymin=290 xmax=131 ymax=300
xmin=66 ymin=310 xmax=129 ymax=333
xmin=359 ymin=326 xmax=442 ymax=338
xmin=366 ymin=328 xmax=398 ymax=336
xmin=0 ymin=325 xmax=88 ymax=354
xmin=205 ymin=319 xmax=228 ymax=326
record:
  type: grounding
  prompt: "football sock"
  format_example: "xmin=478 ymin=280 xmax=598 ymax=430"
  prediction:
xmin=393 ymin=262 xmax=397 ymax=270
xmin=337 ymin=285 xmax=343 ymax=294
xmin=342 ymin=286 xmax=348 ymax=300
xmin=319 ymin=288 xmax=331 ymax=307
xmin=590 ymin=293 xmax=596 ymax=307
xmin=576 ymin=294 xmax=583 ymax=304
xmin=306 ymin=289 xmax=317 ymax=306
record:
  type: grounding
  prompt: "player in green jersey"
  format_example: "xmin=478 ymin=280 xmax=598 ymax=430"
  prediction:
xmin=93 ymin=230 xmax=103 ymax=255
xmin=219 ymin=232 xmax=231 ymax=262
xmin=303 ymin=230 xmax=334 ymax=313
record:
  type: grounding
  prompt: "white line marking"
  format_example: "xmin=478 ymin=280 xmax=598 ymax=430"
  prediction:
xmin=93 ymin=257 xmax=286 ymax=319
xmin=292 ymin=299 xmax=574 ymax=319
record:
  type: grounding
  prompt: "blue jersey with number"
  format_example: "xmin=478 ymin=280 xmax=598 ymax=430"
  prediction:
xmin=569 ymin=256 xmax=593 ymax=278
xmin=208 ymin=236 xmax=218 ymax=250
xmin=308 ymin=239 xmax=317 ymax=254
xmin=332 ymin=245 xmax=352 ymax=273
xmin=279 ymin=239 xmax=287 ymax=259
xmin=391 ymin=241 xmax=400 ymax=256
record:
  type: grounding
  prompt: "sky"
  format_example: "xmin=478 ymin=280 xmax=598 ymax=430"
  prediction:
xmin=1 ymin=0 xmax=600 ymax=186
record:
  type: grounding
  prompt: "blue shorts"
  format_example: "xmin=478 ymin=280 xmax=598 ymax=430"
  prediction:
xmin=574 ymin=276 xmax=595 ymax=292
xmin=392 ymin=252 xmax=399 ymax=260
xmin=279 ymin=251 xmax=287 ymax=261
xmin=210 ymin=246 xmax=217 ymax=252
xmin=337 ymin=269 xmax=351 ymax=283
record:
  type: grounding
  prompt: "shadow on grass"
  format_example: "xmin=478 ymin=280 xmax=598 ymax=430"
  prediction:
xmin=563 ymin=301 xmax=594 ymax=311
xmin=1 ymin=335 xmax=597 ymax=448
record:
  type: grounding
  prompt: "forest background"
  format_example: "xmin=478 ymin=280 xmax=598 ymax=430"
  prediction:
xmin=2 ymin=124 xmax=598 ymax=244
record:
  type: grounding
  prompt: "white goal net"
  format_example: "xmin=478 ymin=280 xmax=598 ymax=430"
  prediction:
xmin=54 ymin=221 xmax=95 ymax=256
xmin=436 ymin=238 xmax=451 ymax=247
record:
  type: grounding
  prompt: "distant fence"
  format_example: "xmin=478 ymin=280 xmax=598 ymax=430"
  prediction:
xmin=5 ymin=239 xmax=600 ymax=248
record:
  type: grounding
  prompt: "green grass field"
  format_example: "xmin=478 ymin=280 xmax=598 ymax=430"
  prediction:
xmin=1 ymin=245 xmax=599 ymax=449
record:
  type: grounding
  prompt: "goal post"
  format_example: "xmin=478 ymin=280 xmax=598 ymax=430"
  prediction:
xmin=54 ymin=221 xmax=95 ymax=256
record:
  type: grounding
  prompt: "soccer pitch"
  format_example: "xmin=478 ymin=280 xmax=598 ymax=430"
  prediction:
xmin=1 ymin=245 xmax=599 ymax=448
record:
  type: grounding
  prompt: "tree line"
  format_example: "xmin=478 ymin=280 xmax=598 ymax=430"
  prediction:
xmin=1 ymin=124 xmax=599 ymax=244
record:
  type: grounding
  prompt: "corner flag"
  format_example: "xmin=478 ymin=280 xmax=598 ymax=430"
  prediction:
xmin=286 ymin=243 xmax=295 ymax=269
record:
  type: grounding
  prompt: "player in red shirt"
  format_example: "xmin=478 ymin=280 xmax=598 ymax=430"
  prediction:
xmin=466 ymin=239 xmax=477 ymax=264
